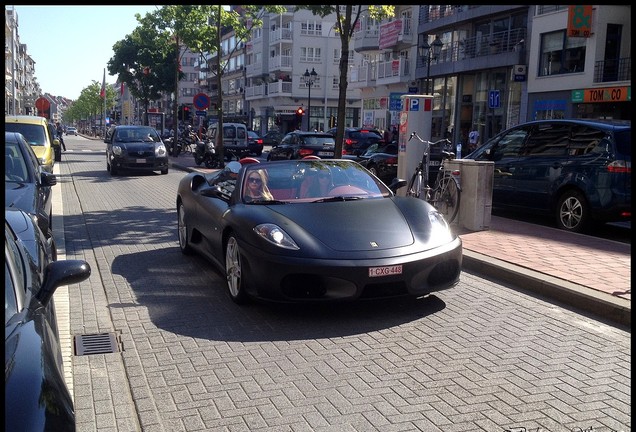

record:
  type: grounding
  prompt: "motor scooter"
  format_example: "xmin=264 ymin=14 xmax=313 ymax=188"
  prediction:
xmin=193 ymin=137 xmax=220 ymax=168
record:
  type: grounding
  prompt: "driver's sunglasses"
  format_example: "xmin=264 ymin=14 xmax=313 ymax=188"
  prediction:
xmin=248 ymin=177 xmax=262 ymax=184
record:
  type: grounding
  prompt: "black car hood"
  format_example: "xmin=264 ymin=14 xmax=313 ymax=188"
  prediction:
xmin=5 ymin=183 xmax=37 ymax=215
xmin=267 ymin=198 xmax=416 ymax=251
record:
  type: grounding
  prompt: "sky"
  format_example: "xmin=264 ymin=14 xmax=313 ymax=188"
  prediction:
xmin=13 ymin=5 xmax=160 ymax=100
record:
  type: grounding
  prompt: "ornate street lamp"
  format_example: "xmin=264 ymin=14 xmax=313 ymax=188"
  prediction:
xmin=418 ymin=35 xmax=443 ymax=95
xmin=303 ymin=68 xmax=318 ymax=131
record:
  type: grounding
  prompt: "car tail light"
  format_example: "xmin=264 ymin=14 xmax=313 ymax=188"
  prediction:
xmin=607 ymin=160 xmax=631 ymax=173
xmin=256 ymin=138 xmax=263 ymax=144
xmin=386 ymin=156 xmax=398 ymax=165
xmin=298 ymin=148 xmax=314 ymax=157
xmin=345 ymin=138 xmax=356 ymax=145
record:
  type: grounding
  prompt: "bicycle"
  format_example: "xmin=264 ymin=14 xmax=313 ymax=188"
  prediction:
xmin=405 ymin=132 xmax=462 ymax=224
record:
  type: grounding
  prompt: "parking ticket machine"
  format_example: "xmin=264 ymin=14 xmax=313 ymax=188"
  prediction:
xmin=396 ymin=94 xmax=433 ymax=196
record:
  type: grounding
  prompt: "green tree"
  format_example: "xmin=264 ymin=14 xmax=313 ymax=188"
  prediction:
xmin=295 ymin=5 xmax=395 ymax=157
xmin=64 ymin=82 xmax=116 ymax=134
xmin=107 ymin=13 xmax=179 ymax=126
xmin=149 ymin=5 xmax=285 ymax=163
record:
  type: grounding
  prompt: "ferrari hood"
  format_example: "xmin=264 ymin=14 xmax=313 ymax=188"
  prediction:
xmin=270 ymin=199 xmax=416 ymax=251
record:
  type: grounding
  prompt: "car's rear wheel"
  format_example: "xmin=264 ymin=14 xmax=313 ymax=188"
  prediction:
xmin=177 ymin=203 xmax=193 ymax=254
xmin=556 ymin=189 xmax=590 ymax=233
xmin=225 ymin=234 xmax=248 ymax=304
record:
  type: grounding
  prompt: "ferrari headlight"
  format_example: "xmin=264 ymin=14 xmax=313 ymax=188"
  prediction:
xmin=254 ymin=224 xmax=299 ymax=250
xmin=428 ymin=210 xmax=453 ymax=244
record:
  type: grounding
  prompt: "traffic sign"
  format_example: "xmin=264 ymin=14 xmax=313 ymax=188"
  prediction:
xmin=193 ymin=93 xmax=210 ymax=110
xmin=409 ymin=98 xmax=420 ymax=111
xmin=195 ymin=110 xmax=206 ymax=117
xmin=489 ymin=90 xmax=501 ymax=109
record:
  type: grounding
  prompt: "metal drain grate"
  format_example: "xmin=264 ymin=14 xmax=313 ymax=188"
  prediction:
xmin=74 ymin=332 xmax=121 ymax=356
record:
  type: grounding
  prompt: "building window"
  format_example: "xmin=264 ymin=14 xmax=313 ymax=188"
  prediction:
xmin=300 ymin=47 xmax=321 ymax=63
xmin=539 ymin=30 xmax=586 ymax=76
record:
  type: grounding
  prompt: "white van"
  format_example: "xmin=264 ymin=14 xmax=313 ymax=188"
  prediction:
xmin=207 ymin=122 xmax=254 ymax=157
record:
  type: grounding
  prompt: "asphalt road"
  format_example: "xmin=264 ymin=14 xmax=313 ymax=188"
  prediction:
xmin=58 ymin=136 xmax=631 ymax=431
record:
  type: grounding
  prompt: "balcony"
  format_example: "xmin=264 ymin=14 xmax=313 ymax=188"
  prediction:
xmin=245 ymin=83 xmax=266 ymax=101
xmin=267 ymin=80 xmax=293 ymax=97
xmin=377 ymin=58 xmax=411 ymax=85
xmin=353 ymin=17 xmax=380 ymax=52
xmin=268 ymin=55 xmax=292 ymax=72
xmin=349 ymin=64 xmax=377 ymax=88
xmin=594 ymin=58 xmax=631 ymax=83
xmin=270 ymin=27 xmax=293 ymax=44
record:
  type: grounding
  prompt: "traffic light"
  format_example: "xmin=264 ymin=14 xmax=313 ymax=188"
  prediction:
xmin=296 ymin=107 xmax=304 ymax=116
xmin=184 ymin=105 xmax=190 ymax=120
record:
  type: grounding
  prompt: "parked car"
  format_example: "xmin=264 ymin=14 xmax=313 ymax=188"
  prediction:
xmin=267 ymin=131 xmax=336 ymax=160
xmin=261 ymin=130 xmax=285 ymax=147
xmin=66 ymin=126 xmax=77 ymax=135
xmin=5 ymin=207 xmax=92 ymax=432
xmin=176 ymin=158 xmax=462 ymax=304
xmin=246 ymin=130 xmax=264 ymax=156
xmin=344 ymin=142 xmax=399 ymax=184
xmin=464 ymin=119 xmax=631 ymax=233
xmin=327 ymin=127 xmax=386 ymax=156
xmin=207 ymin=122 xmax=260 ymax=157
xmin=5 ymin=131 xmax=57 ymax=254
xmin=5 ymin=115 xmax=62 ymax=170
xmin=104 ymin=125 xmax=169 ymax=175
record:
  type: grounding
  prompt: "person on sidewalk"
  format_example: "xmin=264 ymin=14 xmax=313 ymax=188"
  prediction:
xmin=56 ymin=122 xmax=67 ymax=151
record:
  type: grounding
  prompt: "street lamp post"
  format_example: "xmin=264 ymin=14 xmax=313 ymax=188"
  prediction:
xmin=418 ymin=35 xmax=443 ymax=95
xmin=303 ymin=68 xmax=317 ymax=131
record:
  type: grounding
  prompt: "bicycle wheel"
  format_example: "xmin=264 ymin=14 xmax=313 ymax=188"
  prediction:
xmin=431 ymin=174 xmax=460 ymax=223
xmin=406 ymin=169 xmax=424 ymax=198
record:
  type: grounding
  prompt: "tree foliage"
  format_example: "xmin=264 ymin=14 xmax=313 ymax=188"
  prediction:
xmin=295 ymin=5 xmax=395 ymax=157
xmin=107 ymin=11 xmax=180 ymax=126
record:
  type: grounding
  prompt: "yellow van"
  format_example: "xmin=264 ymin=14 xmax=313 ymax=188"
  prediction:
xmin=5 ymin=115 xmax=60 ymax=172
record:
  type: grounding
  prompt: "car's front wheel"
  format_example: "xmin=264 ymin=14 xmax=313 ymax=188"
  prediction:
xmin=556 ymin=189 xmax=590 ymax=233
xmin=177 ymin=203 xmax=193 ymax=254
xmin=225 ymin=234 xmax=248 ymax=304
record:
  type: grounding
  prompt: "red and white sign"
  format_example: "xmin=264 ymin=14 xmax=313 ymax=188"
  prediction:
xmin=378 ymin=20 xmax=402 ymax=50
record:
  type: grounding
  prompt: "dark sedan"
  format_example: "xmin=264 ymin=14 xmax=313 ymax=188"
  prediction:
xmin=176 ymin=159 xmax=462 ymax=304
xmin=327 ymin=127 xmax=386 ymax=156
xmin=246 ymin=130 xmax=264 ymax=156
xmin=5 ymin=208 xmax=91 ymax=432
xmin=267 ymin=131 xmax=336 ymax=160
xmin=105 ymin=125 xmax=169 ymax=175
xmin=261 ymin=130 xmax=284 ymax=147
xmin=344 ymin=142 xmax=399 ymax=184
xmin=5 ymin=131 xmax=57 ymax=253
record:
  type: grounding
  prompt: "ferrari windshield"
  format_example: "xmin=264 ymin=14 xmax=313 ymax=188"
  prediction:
xmin=241 ymin=160 xmax=392 ymax=203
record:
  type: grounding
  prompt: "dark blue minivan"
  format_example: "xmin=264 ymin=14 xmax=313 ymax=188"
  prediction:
xmin=465 ymin=119 xmax=631 ymax=233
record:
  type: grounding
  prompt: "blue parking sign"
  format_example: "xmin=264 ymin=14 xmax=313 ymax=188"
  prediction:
xmin=409 ymin=98 xmax=419 ymax=111
xmin=489 ymin=90 xmax=501 ymax=109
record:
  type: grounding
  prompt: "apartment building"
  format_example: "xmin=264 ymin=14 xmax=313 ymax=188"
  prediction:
xmin=414 ymin=5 xmax=631 ymax=145
xmin=5 ymin=6 xmax=40 ymax=116
xmin=526 ymin=5 xmax=631 ymax=121
xmin=243 ymin=6 xmax=362 ymax=135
